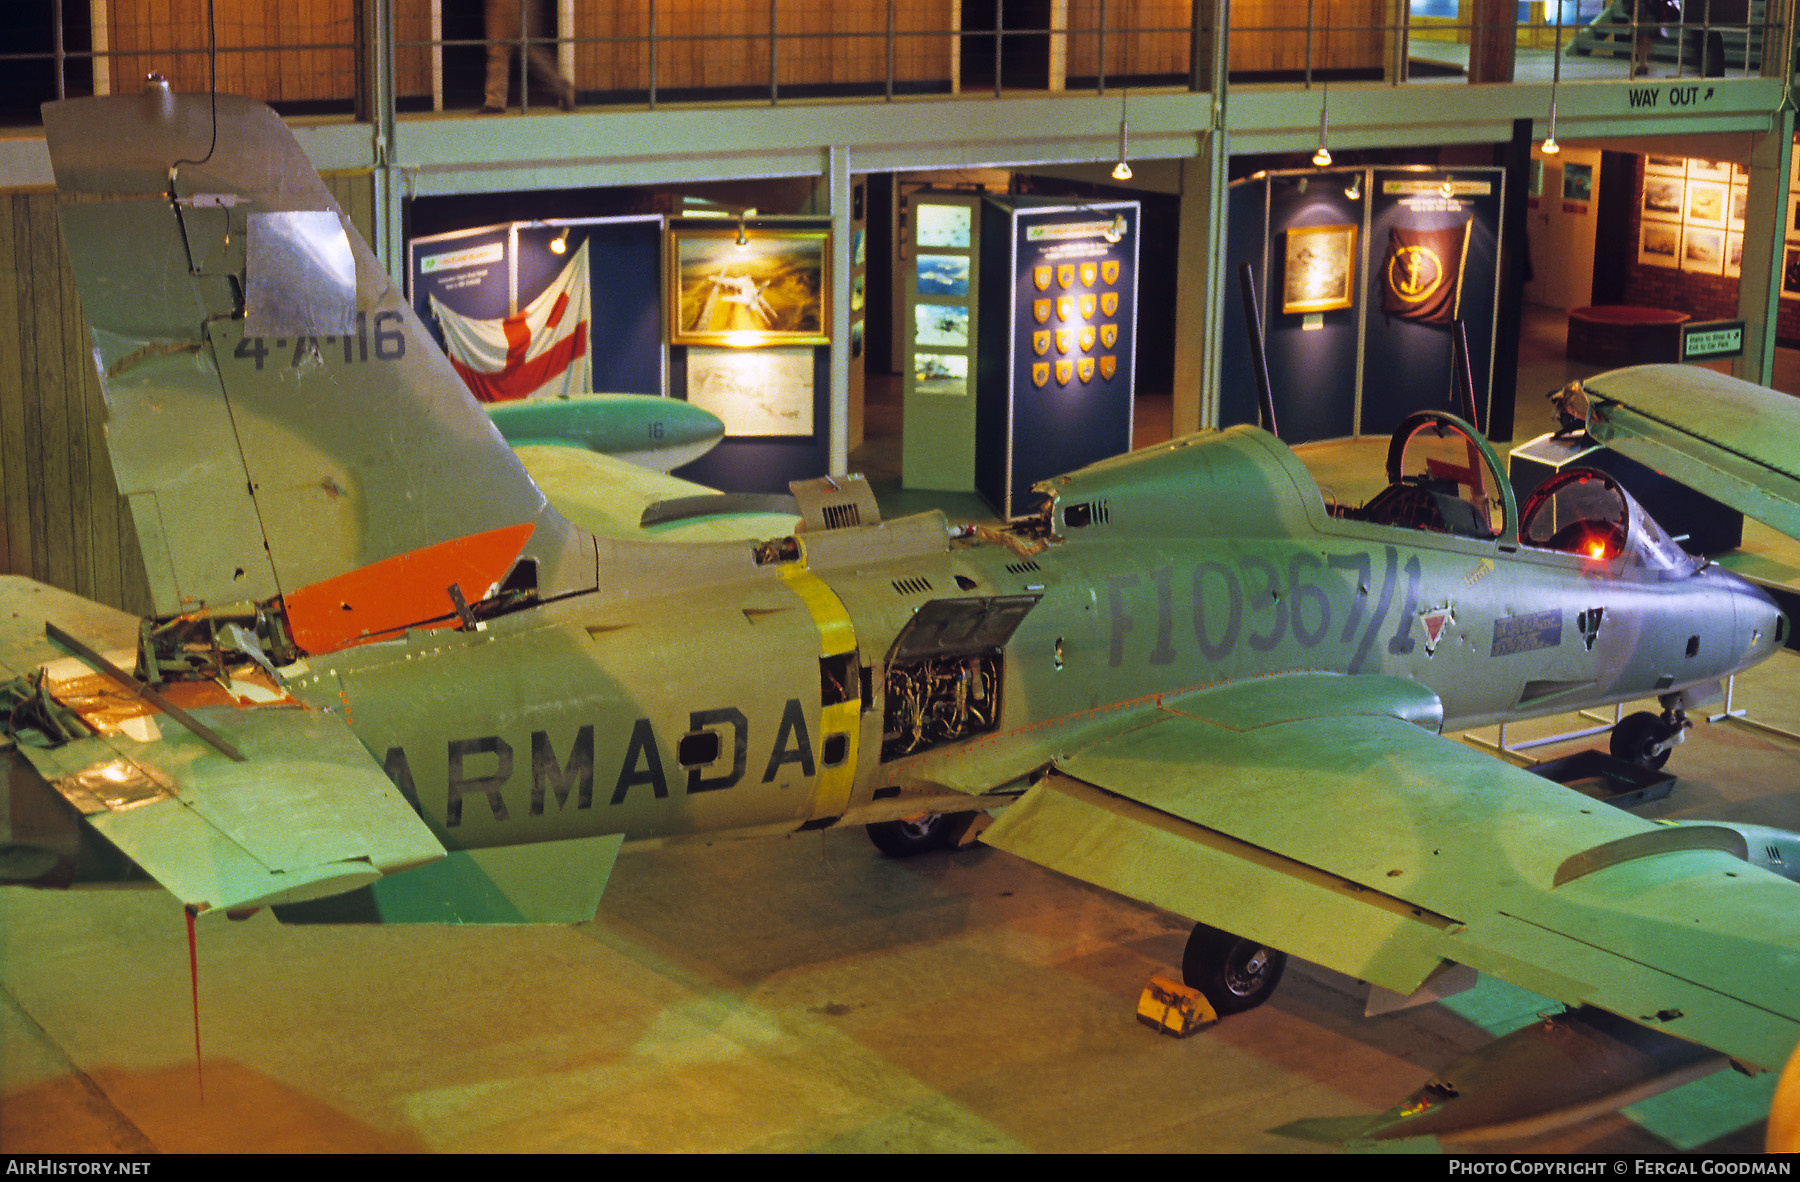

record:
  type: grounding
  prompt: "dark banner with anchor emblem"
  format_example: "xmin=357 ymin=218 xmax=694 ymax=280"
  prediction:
xmin=1379 ymin=221 xmax=1472 ymax=325
xmin=976 ymin=199 xmax=1138 ymax=517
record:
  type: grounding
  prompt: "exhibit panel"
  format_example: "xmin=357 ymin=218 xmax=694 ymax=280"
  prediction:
xmin=1360 ymin=168 xmax=1504 ymax=437
xmin=902 ymin=193 xmax=982 ymax=492
xmin=975 ymin=199 xmax=1139 ymax=518
xmin=1264 ymin=170 xmax=1364 ymax=442
xmin=1223 ymin=166 xmax=1503 ymax=445
xmin=665 ymin=218 xmax=835 ymax=494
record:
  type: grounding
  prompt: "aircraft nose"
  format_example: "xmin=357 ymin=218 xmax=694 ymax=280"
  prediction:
xmin=1732 ymin=575 xmax=1787 ymax=666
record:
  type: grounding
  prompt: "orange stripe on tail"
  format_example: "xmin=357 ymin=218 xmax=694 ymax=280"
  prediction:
xmin=284 ymin=522 xmax=536 ymax=654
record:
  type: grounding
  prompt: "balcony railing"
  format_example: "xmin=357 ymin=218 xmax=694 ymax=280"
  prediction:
xmin=0 ymin=1 xmax=1788 ymax=125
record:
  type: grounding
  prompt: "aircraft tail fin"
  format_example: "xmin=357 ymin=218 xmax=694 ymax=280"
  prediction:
xmin=42 ymin=88 xmax=595 ymax=648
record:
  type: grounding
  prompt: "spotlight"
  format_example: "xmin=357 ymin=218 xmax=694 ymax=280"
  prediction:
xmin=1112 ymin=119 xmax=1133 ymax=181
xmin=550 ymin=227 xmax=569 ymax=255
xmin=1344 ymin=173 xmax=1362 ymax=200
xmin=1542 ymin=100 xmax=1561 ymax=156
xmin=1312 ymin=91 xmax=1331 ymax=168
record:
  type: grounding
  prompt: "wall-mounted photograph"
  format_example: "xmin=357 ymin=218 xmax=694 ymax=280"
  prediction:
xmin=1282 ymin=223 xmax=1357 ymax=314
xmin=1561 ymin=162 xmax=1593 ymax=204
xmin=1681 ymin=225 xmax=1725 ymax=275
xmin=670 ymin=228 xmax=829 ymax=346
xmin=685 ymin=347 xmax=815 ymax=435
xmin=1684 ymin=180 xmax=1728 ymax=229
xmin=1641 ymin=174 xmax=1684 ymax=222
xmin=1783 ymin=245 xmax=1800 ymax=299
xmin=914 ymin=304 xmax=970 ymax=349
xmin=917 ymin=253 xmax=971 ymax=297
xmin=916 ymin=203 xmax=972 ymax=249
xmin=1639 ymin=221 xmax=1680 ymax=268
xmin=914 ymin=351 xmax=969 ymax=396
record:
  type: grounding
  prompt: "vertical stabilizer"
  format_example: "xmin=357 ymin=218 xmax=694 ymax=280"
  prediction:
xmin=43 ymin=89 xmax=595 ymax=637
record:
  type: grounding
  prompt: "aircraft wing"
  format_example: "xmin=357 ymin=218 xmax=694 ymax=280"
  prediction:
xmin=977 ymin=671 xmax=1800 ymax=1070
xmin=513 ymin=444 xmax=800 ymax=542
xmin=1574 ymin=365 xmax=1800 ymax=539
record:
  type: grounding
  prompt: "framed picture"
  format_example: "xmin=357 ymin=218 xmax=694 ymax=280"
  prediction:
xmin=1642 ymin=174 xmax=1685 ymax=222
xmin=916 ymin=253 xmax=970 ymax=297
xmin=914 ymin=304 xmax=969 ymax=349
xmin=1645 ymin=154 xmax=1687 ymax=177
xmin=1682 ymin=225 xmax=1726 ymax=275
xmin=669 ymin=228 xmax=829 ymax=346
xmin=1639 ymin=220 xmax=1680 ymax=268
xmin=1687 ymin=158 xmax=1731 ymax=183
xmin=1528 ymin=158 xmax=1544 ymax=198
xmin=1726 ymin=232 xmax=1744 ymax=279
xmin=1729 ymin=182 xmax=1747 ymax=231
xmin=913 ymin=351 xmax=968 ymax=396
xmin=1783 ymin=246 xmax=1800 ymax=300
xmin=1788 ymin=190 xmax=1800 ymax=240
xmin=1561 ymin=162 xmax=1593 ymax=203
xmin=1684 ymin=179 xmax=1728 ymax=228
xmin=915 ymin=203 xmax=972 ymax=249
xmin=685 ymin=347 xmax=815 ymax=435
xmin=1282 ymin=223 xmax=1357 ymax=315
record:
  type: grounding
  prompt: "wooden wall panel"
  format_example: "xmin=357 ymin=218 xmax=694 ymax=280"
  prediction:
xmin=394 ymin=2 xmax=433 ymax=99
xmin=1064 ymin=0 xmax=1382 ymax=77
xmin=570 ymin=1 xmax=954 ymax=94
xmin=1227 ymin=0 xmax=1386 ymax=74
xmin=106 ymin=0 xmax=358 ymax=105
xmin=0 ymin=192 xmax=152 ymax=616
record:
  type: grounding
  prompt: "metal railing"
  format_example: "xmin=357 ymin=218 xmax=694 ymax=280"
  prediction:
xmin=0 ymin=1 xmax=1791 ymax=124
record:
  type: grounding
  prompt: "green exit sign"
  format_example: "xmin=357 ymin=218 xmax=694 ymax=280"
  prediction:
xmin=1681 ymin=320 xmax=1744 ymax=361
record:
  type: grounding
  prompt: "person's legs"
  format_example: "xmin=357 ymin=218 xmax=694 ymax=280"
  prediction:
xmin=483 ymin=0 xmax=518 ymax=111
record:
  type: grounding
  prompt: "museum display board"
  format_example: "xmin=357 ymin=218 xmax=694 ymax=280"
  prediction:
xmin=1222 ymin=166 xmax=1505 ymax=445
xmin=975 ymin=198 xmax=1139 ymax=518
xmin=664 ymin=217 xmax=834 ymax=494
xmin=902 ymin=193 xmax=982 ymax=491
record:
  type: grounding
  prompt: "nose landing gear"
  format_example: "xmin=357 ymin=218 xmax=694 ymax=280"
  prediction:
xmin=1610 ymin=708 xmax=1689 ymax=770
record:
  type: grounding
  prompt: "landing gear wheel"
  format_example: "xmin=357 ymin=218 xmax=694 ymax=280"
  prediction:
xmin=865 ymin=812 xmax=975 ymax=857
xmin=1611 ymin=710 xmax=1674 ymax=770
xmin=1181 ymin=923 xmax=1287 ymax=1015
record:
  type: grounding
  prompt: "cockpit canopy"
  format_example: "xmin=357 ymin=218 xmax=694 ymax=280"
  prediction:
xmin=1342 ymin=412 xmax=1512 ymax=542
xmin=1519 ymin=468 xmax=1702 ymax=574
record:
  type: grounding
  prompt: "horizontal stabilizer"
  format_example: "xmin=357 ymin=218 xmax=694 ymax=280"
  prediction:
xmin=514 ymin=444 xmax=800 ymax=541
xmin=20 ymin=704 xmax=444 ymax=914
xmin=273 ymin=831 xmax=623 ymax=924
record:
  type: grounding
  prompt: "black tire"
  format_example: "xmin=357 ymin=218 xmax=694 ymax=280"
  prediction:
xmin=1181 ymin=923 xmax=1287 ymax=1015
xmin=1611 ymin=710 xmax=1672 ymax=770
xmin=865 ymin=812 xmax=973 ymax=857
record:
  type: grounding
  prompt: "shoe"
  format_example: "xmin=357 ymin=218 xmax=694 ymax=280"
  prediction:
xmin=477 ymin=104 xmax=505 ymax=115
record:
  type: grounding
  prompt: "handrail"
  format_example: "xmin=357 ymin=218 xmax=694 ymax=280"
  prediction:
xmin=0 ymin=2 xmax=1788 ymax=123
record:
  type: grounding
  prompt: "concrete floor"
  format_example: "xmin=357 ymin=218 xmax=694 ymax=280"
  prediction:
xmin=6 ymin=307 xmax=1800 ymax=1154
